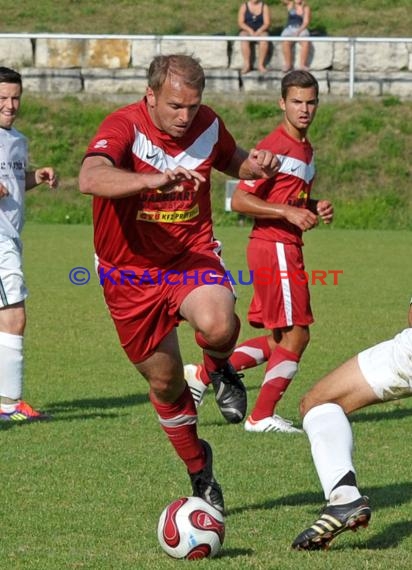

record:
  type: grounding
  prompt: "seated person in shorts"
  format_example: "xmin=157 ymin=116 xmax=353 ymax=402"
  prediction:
xmin=280 ymin=0 xmax=311 ymax=72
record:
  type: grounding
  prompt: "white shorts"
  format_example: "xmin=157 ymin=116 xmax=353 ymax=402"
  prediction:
xmin=0 ymin=236 xmax=28 ymax=308
xmin=281 ymin=26 xmax=310 ymax=38
xmin=358 ymin=328 xmax=412 ymax=401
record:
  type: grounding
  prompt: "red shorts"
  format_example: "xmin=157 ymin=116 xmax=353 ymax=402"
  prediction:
xmin=98 ymin=247 xmax=234 ymax=364
xmin=246 ymin=238 xmax=314 ymax=329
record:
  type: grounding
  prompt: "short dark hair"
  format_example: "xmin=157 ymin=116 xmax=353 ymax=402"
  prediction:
xmin=0 ymin=67 xmax=23 ymax=89
xmin=148 ymin=55 xmax=205 ymax=94
xmin=281 ymin=70 xmax=318 ymax=100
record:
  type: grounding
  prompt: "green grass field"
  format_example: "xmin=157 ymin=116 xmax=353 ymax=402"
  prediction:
xmin=1 ymin=0 xmax=410 ymax=37
xmin=2 ymin=223 xmax=410 ymax=569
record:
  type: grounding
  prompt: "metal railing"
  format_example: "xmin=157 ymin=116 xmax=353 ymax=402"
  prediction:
xmin=0 ymin=33 xmax=411 ymax=99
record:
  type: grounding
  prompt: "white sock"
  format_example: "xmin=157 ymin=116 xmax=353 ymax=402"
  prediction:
xmin=329 ymin=484 xmax=361 ymax=505
xmin=0 ymin=332 xmax=24 ymax=401
xmin=303 ymin=403 xmax=360 ymax=502
xmin=0 ymin=402 xmax=18 ymax=412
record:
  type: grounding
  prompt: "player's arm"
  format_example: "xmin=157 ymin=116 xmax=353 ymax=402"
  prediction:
xmin=79 ymin=155 xmax=205 ymax=199
xmin=25 ymin=167 xmax=58 ymax=191
xmin=231 ymin=188 xmax=318 ymax=231
xmin=223 ymin=147 xmax=280 ymax=180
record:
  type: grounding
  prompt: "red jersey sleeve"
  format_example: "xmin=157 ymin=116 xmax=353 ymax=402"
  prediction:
xmin=84 ymin=106 xmax=137 ymax=168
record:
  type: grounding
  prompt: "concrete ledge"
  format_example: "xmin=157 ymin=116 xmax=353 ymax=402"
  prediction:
xmin=18 ymin=67 xmax=412 ymax=99
xmin=0 ymin=38 xmax=33 ymax=68
xmin=21 ymin=67 xmax=83 ymax=93
xmin=4 ymin=35 xmax=408 ymax=99
xmin=204 ymin=69 xmax=240 ymax=94
xmin=240 ymin=70 xmax=329 ymax=95
xmin=82 ymin=68 xmax=147 ymax=94
xmin=35 ymin=39 xmax=85 ymax=68
xmin=328 ymin=71 xmax=412 ymax=97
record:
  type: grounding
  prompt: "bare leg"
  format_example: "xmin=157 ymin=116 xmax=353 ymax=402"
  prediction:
xmin=282 ymin=40 xmax=293 ymax=72
xmin=136 ymin=328 xmax=185 ymax=403
xmin=240 ymin=34 xmax=252 ymax=74
xmin=299 ymin=41 xmax=310 ymax=69
xmin=258 ymin=40 xmax=269 ymax=72
xmin=300 ymin=355 xmax=380 ymax=417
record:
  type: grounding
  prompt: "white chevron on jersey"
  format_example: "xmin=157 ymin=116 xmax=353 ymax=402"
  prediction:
xmin=277 ymin=154 xmax=315 ymax=183
xmin=132 ymin=118 xmax=220 ymax=171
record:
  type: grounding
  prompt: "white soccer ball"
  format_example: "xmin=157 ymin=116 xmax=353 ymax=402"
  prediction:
xmin=157 ymin=496 xmax=225 ymax=560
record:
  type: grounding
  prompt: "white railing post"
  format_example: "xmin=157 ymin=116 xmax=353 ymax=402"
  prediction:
xmin=349 ymin=38 xmax=356 ymax=99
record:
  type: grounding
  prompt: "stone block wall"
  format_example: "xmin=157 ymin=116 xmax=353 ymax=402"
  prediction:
xmin=0 ymin=36 xmax=411 ymax=98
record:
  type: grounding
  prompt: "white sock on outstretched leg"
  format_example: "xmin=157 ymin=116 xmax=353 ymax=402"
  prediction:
xmin=303 ymin=403 xmax=361 ymax=503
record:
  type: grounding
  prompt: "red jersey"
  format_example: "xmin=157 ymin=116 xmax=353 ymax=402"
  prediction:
xmin=237 ymin=124 xmax=315 ymax=245
xmin=84 ymin=99 xmax=237 ymax=268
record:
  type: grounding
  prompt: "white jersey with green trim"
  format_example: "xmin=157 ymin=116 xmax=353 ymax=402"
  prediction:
xmin=0 ymin=126 xmax=28 ymax=239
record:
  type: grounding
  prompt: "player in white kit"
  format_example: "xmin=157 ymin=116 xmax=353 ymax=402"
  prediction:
xmin=292 ymin=297 xmax=412 ymax=550
xmin=0 ymin=67 xmax=58 ymax=421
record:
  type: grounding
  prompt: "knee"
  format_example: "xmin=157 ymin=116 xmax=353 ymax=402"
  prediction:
xmin=149 ymin=373 xmax=185 ymax=403
xmin=199 ymin=318 xmax=234 ymax=346
xmin=298 ymin=393 xmax=311 ymax=418
xmin=299 ymin=386 xmax=323 ymax=419
xmin=0 ymin=312 xmax=26 ymax=336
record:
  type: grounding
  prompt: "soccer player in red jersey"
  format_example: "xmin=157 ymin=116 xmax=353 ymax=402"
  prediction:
xmin=185 ymin=70 xmax=333 ymax=434
xmin=79 ymin=54 xmax=280 ymax=513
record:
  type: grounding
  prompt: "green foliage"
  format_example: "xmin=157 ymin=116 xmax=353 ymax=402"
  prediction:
xmin=0 ymin=0 xmax=411 ymax=37
xmin=332 ymin=194 xmax=410 ymax=230
xmin=3 ymin=223 xmax=411 ymax=568
xmin=25 ymin=187 xmax=92 ymax=224
xmin=245 ymin=102 xmax=277 ymax=120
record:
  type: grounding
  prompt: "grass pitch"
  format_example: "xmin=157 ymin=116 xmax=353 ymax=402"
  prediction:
xmin=3 ymin=223 xmax=411 ymax=569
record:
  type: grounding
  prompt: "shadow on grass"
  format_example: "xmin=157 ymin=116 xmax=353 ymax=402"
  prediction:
xmin=215 ymin=547 xmax=254 ymax=560
xmin=350 ymin=406 xmax=412 ymax=423
xmin=227 ymin=482 xmax=412 ymax=517
xmin=359 ymin=520 xmax=412 ymax=550
xmin=46 ymin=392 xmax=148 ymax=413
xmin=0 ymin=393 xmax=153 ymax=424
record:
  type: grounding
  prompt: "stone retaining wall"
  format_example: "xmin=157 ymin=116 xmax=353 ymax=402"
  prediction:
xmin=1 ymin=36 xmax=411 ymax=98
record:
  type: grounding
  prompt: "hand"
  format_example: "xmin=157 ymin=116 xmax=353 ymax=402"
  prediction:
xmin=35 ymin=167 xmax=58 ymax=189
xmin=316 ymin=200 xmax=334 ymax=224
xmin=156 ymin=167 xmax=206 ymax=194
xmin=285 ymin=206 xmax=318 ymax=232
xmin=247 ymin=148 xmax=280 ymax=179
xmin=0 ymin=183 xmax=9 ymax=198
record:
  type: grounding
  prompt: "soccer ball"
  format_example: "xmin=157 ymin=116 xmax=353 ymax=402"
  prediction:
xmin=157 ymin=496 xmax=225 ymax=560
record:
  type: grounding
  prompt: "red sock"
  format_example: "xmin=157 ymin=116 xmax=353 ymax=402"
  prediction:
xmin=230 ymin=335 xmax=271 ymax=371
xmin=195 ymin=314 xmax=240 ymax=384
xmin=250 ymin=346 xmax=299 ymax=421
xmin=150 ymin=384 xmax=205 ymax=474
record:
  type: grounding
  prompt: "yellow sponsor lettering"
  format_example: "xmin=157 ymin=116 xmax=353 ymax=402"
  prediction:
xmin=136 ymin=204 xmax=199 ymax=223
